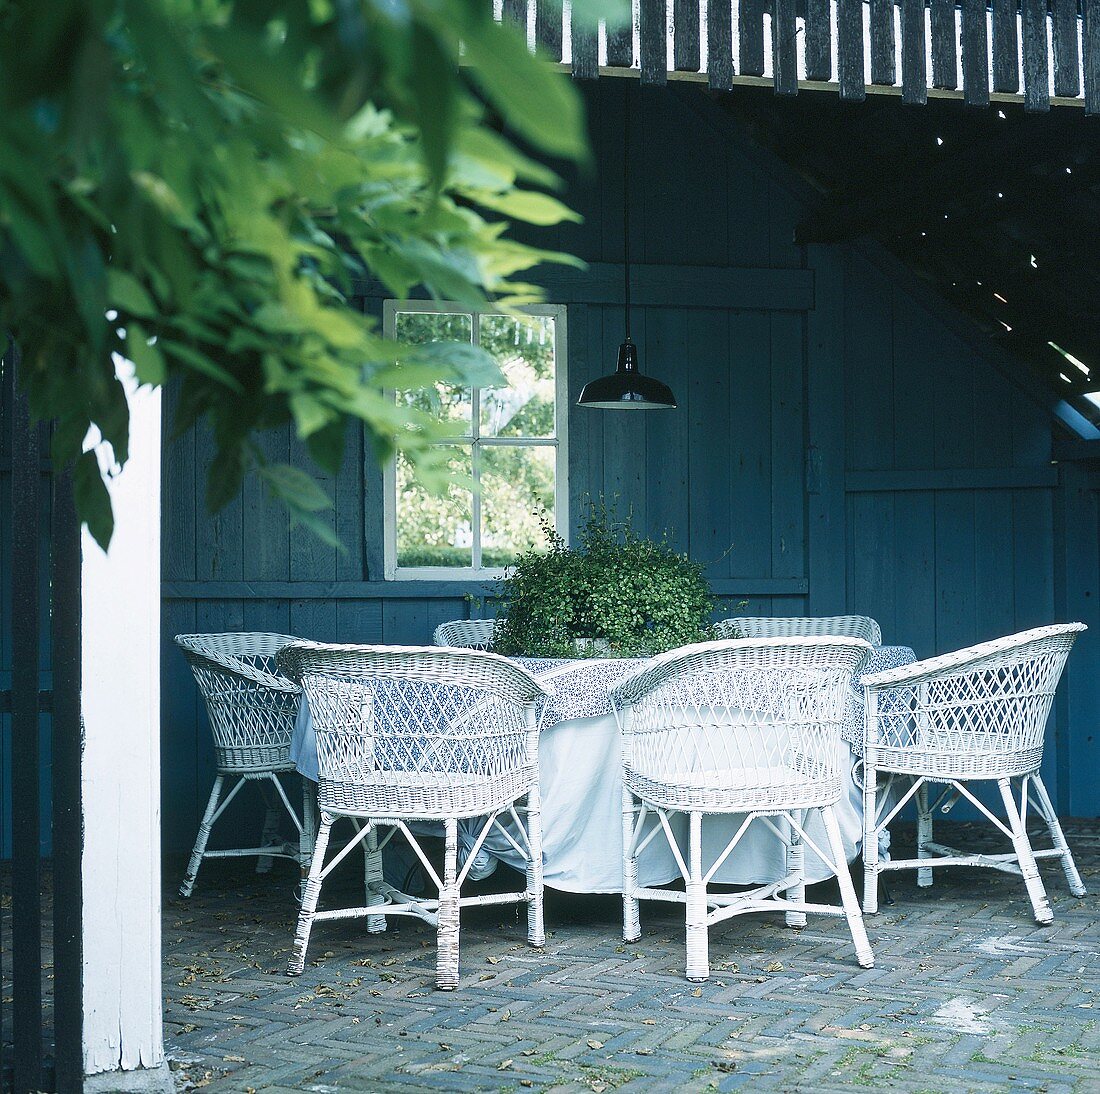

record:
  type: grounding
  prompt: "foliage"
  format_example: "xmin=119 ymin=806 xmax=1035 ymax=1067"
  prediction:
xmin=0 ymin=0 xmax=625 ymax=547
xmin=492 ymin=502 xmax=716 ymax=659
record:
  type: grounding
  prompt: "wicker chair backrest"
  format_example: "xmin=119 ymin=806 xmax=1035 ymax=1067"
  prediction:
xmin=276 ymin=642 xmax=548 ymax=816
xmin=175 ymin=632 xmax=302 ymax=771
xmin=611 ymin=637 xmax=872 ymax=812
xmin=713 ymin=615 xmax=882 ymax=647
xmin=432 ymin=618 xmax=498 ymax=650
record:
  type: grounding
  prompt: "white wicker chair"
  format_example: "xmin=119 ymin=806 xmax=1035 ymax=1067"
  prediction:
xmin=276 ymin=642 xmax=549 ymax=990
xmin=713 ymin=615 xmax=883 ymax=647
xmin=432 ymin=618 xmax=498 ymax=650
xmin=175 ymin=633 xmax=310 ymax=897
xmin=861 ymin=623 xmax=1087 ymax=924
xmin=613 ymin=636 xmax=875 ymax=982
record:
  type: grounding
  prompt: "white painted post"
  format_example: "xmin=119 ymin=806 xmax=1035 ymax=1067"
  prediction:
xmin=80 ymin=364 xmax=168 ymax=1087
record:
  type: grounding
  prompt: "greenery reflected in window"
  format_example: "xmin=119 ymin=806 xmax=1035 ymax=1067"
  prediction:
xmin=388 ymin=306 xmax=563 ymax=573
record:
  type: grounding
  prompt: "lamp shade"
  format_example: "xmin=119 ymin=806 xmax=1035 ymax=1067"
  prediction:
xmin=576 ymin=339 xmax=677 ymax=410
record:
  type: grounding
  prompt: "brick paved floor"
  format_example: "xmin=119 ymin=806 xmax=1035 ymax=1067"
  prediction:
xmin=164 ymin=820 xmax=1100 ymax=1093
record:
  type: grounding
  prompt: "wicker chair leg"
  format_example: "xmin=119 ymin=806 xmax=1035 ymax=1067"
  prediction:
xmin=364 ymin=825 xmax=388 ymax=934
xmin=785 ymin=810 xmax=807 ymax=928
xmin=525 ymin=786 xmax=546 ymax=948
xmin=300 ymin=779 xmax=317 ymax=889
xmin=256 ymin=778 xmax=282 ymax=875
xmin=180 ymin=775 xmax=225 ymax=898
xmin=622 ymin=789 xmax=641 ymax=943
xmin=822 ymin=805 xmax=874 ymax=969
xmin=685 ymin=811 xmax=709 ymax=983
xmin=1029 ymin=775 xmax=1086 ymax=897
xmin=861 ymin=765 xmax=880 ymax=915
xmin=916 ymin=781 xmax=933 ymax=889
xmin=288 ymin=814 xmax=332 ymax=976
xmin=436 ymin=819 xmax=461 ymax=991
xmin=997 ymin=778 xmax=1053 ymax=925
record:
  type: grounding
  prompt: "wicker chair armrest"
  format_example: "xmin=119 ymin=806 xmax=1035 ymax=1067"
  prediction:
xmin=860 ymin=623 xmax=1086 ymax=690
xmin=610 ymin=636 xmax=873 ymax=712
xmin=175 ymin=635 xmax=300 ymax=693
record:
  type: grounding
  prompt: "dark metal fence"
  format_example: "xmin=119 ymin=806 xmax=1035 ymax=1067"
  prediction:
xmin=1 ymin=343 xmax=83 ymax=1093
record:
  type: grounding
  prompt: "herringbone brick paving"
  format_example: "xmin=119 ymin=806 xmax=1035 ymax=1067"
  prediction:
xmin=165 ymin=820 xmax=1100 ymax=1092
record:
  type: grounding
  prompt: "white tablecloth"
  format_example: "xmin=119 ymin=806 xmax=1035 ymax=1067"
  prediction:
xmin=290 ymin=646 xmax=915 ymax=893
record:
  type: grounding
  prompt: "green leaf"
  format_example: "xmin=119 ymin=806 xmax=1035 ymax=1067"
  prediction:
xmin=460 ymin=23 xmax=586 ymax=161
xmin=162 ymin=341 xmax=245 ymax=393
xmin=289 ymin=391 xmax=332 ymax=439
xmin=471 ymin=188 xmax=582 ymax=226
xmin=126 ymin=324 xmax=166 ymax=385
xmin=108 ymin=269 xmax=156 ymax=318
xmin=74 ymin=450 xmax=114 ymax=551
xmin=411 ymin=23 xmax=458 ymax=193
xmin=257 ymin=463 xmax=332 ymax=512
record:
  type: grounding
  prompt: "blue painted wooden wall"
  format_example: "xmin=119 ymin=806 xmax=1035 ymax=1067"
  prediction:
xmin=149 ymin=81 xmax=1096 ymax=851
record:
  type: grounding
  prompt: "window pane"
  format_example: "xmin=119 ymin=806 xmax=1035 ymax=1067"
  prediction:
xmin=396 ymin=448 xmax=473 ymax=569
xmin=479 ymin=314 xmax=556 ymax=438
xmin=395 ymin=311 xmax=473 ymax=435
xmin=480 ymin=445 xmax=556 ymax=569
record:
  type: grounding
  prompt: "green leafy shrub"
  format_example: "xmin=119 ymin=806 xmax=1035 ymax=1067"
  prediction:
xmin=492 ymin=503 xmax=715 ymax=659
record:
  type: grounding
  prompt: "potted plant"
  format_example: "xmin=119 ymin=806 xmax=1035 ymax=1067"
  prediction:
xmin=492 ymin=502 xmax=716 ymax=659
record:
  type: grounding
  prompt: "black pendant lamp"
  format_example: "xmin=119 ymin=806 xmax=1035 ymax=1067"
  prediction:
xmin=577 ymin=88 xmax=676 ymax=411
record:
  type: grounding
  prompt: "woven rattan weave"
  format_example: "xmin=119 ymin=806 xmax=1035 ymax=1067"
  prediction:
xmin=861 ymin=623 xmax=1087 ymax=924
xmin=613 ymin=636 xmax=876 ymax=982
xmin=432 ymin=618 xmax=498 ymax=650
xmin=175 ymin=632 xmax=311 ymax=897
xmin=713 ymin=614 xmax=883 ymax=647
xmin=276 ymin=642 xmax=549 ymax=990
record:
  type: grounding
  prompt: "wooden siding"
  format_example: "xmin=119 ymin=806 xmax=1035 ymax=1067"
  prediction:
xmin=151 ymin=82 xmax=1097 ymax=851
xmin=515 ymin=0 xmax=1098 ymax=113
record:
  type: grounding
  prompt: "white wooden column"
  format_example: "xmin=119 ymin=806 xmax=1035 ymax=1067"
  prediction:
xmin=81 ymin=365 xmax=167 ymax=1083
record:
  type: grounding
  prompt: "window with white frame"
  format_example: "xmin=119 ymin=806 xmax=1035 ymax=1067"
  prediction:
xmin=382 ymin=301 xmax=568 ymax=579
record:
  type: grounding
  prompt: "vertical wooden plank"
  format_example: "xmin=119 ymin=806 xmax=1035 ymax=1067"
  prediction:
xmin=837 ymin=0 xmax=868 ymax=100
xmin=607 ymin=4 xmax=634 ymax=67
xmin=805 ymin=0 xmax=832 ymax=80
xmin=335 ymin=419 xmax=366 ymax=582
xmin=536 ymin=0 xmax=564 ymax=59
xmin=639 ymin=0 xmax=667 ymax=83
xmin=930 ymin=0 xmax=959 ymax=88
xmin=961 ymin=0 xmax=991 ymax=106
xmin=773 ymin=0 xmax=799 ymax=95
xmin=602 ymin=312 xmax=647 ymax=529
xmin=567 ymin=303 xmax=601 ymax=541
xmin=195 ymin=427 xmax=244 ymax=583
xmin=1052 ymin=0 xmax=1081 ymax=97
xmin=572 ymin=9 xmax=599 ymax=79
xmin=869 ymin=0 xmax=897 ymax=85
xmin=992 ymin=0 xmax=1021 ymax=93
xmin=9 ymin=349 xmax=42 ymax=1094
xmin=336 ymin=599 xmax=384 ymax=644
xmin=161 ymin=390 xmax=196 ymax=582
xmin=806 ymin=247 xmax=847 ymax=616
xmin=644 ymin=309 xmax=690 ymax=549
xmin=770 ymin=313 xmax=805 ymax=580
xmin=848 ymin=493 xmax=897 ymax=639
xmin=1085 ymin=0 xmax=1100 ymax=114
xmin=673 ymin=0 xmax=701 ymax=70
xmin=50 ymin=468 xmax=83 ymax=1091
xmin=739 ymin=0 xmax=767 ymax=77
xmin=288 ymin=436 xmax=337 ymax=582
xmin=687 ymin=308 xmax=732 ymax=578
xmin=1022 ymin=0 xmax=1051 ymax=110
xmin=900 ymin=0 xmax=929 ymax=104
xmin=243 ymin=425 xmax=290 ymax=583
xmin=708 ymin=0 xmax=734 ymax=89
xmin=727 ymin=311 xmax=772 ymax=581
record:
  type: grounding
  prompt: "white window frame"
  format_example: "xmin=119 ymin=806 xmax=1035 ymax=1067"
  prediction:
xmin=382 ymin=300 xmax=569 ymax=581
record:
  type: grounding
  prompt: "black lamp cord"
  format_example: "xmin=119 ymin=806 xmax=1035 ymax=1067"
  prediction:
xmin=623 ymin=81 xmax=631 ymax=343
